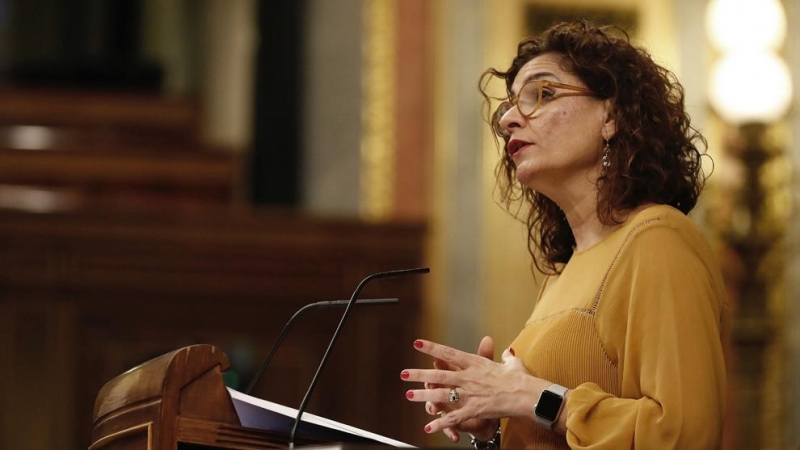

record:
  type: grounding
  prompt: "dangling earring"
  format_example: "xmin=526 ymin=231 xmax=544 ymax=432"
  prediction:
xmin=602 ymin=139 xmax=611 ymax=169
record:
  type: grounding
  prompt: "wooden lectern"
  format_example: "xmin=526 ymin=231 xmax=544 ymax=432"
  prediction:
xmin=89 ymin=344 xmax=322 ymax=450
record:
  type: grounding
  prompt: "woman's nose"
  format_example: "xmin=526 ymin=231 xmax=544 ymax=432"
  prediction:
xmin=498 ymin=106 xmax=523 ymax=136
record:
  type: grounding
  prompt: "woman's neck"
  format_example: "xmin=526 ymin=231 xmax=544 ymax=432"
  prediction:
xmin=562 ymin=199 xmax=612 ymax=253
xmin=562 ymin=200 xmax=654 ymax=252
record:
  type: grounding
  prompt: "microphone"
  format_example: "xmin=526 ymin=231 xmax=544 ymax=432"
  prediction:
xmin=244 ymin=297 xmax=399 ymax=395
xmin=289 ymin=267 xmax=430 ymax=447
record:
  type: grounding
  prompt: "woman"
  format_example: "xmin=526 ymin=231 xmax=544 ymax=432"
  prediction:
xmin=401 ymin=21 xmax=728 ymax=449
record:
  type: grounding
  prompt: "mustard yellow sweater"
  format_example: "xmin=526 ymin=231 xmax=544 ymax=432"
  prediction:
xmin=504 ymin=204 xmax=728 ymax=449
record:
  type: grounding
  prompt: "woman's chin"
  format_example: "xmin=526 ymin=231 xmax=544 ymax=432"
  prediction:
xmin=516 ymin=169 xmax=553 ymax=195
xmin=515 ymin=167 xmax=537 ymax=188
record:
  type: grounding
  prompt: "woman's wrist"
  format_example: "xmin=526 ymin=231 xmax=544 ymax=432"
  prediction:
xmin=511 ymin=375 xmax=571 ymax=435
xmin=514 ymin=375 xmax=550 ymax=420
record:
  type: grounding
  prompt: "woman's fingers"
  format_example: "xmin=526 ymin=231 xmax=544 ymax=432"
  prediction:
xmin=406 ymin=387 xmax=464 ymax=404
xmin=414 ymin=340 xmax=474 ymax=368
xmin=402 ymin=367 xmax=460 ymax=386
xmin=443 ymin=427 xmax=460 ymax=443
xmin=501 ymin=347 xmax=530 ymax=373
xmin=433 ymin=357 xmax=460 ymax=371
xmin=425 ymin=357 xmax=459 ymax=390
xmin=427 ymin=358 xmax=456 ymax=389
xmin=405 ymin=338 xmax=510 ymax=440
xmin=424 ymin=408 xmax=466 ymax=435
xmin=477 ymin=336 xmax=495 ymax=360
xmin=417 ymin=339 xmax=492 ymax=390
xmin=424 ymin=402 xmax=460 ymax=442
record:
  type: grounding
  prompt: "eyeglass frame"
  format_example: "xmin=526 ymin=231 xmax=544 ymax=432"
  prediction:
xmin=492 ymin=80 xmax=595 ymax=138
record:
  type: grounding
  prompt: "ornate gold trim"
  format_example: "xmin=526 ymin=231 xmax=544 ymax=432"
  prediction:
xmin=360 ymin=0 xmax=396 ymax=221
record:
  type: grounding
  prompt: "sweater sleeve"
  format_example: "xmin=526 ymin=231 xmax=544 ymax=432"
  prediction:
xmin=564 ymin=223 xmax=728 ymax=449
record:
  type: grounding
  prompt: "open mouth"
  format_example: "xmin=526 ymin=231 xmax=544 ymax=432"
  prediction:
xmin=507 ymin=139 xmax=531 ymax=158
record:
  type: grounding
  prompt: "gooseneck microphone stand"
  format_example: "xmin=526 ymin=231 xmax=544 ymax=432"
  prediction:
xmin=288 ymin=267 xmax=430 ymax=448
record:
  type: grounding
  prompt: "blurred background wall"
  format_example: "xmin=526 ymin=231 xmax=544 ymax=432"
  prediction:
xmin=0 ymin=0 xmax=797 ymax=449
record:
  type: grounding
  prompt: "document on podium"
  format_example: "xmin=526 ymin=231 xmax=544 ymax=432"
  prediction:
xmin=228 ymin=388 xmax=415 ymax=447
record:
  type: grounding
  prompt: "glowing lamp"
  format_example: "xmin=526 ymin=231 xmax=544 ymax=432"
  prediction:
xmin=708 ymin=51 xmax=793 ymax=124
xmin=706 ymin=0 xmax=786 ymax=52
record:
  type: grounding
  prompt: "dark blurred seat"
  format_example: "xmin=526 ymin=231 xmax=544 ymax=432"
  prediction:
xmin=0 ymin=87 xmax=237 ymax=211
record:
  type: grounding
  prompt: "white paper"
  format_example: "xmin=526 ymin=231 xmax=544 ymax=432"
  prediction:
xmin=228 ymin=388 xmax=415 ymax=448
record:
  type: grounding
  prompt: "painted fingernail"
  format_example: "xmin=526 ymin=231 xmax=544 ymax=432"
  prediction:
xmin=406 ymin=390 xmax=415 ymax=399
xmin=400 ymin=370 xmax=410 ymax=379
xmin=509 ymin=347 xmax=516 ymax=356
xmin=414 ymin=340 xmax=423 ymax=349
xmin=424 ymin=425 xmax=432 ymax=433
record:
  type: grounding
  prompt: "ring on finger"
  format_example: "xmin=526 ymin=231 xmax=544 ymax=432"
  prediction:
xmin=448 ymin=388 xmax=460 ymax=403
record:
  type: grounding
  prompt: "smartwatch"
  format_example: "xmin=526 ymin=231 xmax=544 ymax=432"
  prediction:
xmin=534 ymin=384 xmax=569 ymax=430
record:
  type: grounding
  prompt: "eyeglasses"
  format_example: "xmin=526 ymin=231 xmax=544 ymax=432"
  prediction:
xmin=492 ymin=80 xmax=594 ymax=138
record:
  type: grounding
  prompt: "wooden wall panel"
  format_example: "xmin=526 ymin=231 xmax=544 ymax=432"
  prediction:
xmin=0 ymin=207 xmax=427 ymax=450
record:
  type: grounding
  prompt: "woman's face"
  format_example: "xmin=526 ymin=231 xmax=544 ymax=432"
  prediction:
xmin=499 ymin=53 xmax=615 ymax=202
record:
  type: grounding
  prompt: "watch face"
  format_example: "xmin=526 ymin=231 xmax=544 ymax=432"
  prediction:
xmin=535 ymin=390 xmax=563 ymax=421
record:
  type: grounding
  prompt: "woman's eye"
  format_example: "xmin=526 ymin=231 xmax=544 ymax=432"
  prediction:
xmin=541 ymin=89 xmax=555 ymax=100
xmin=519 ymin=97 xmax=537 ymax=110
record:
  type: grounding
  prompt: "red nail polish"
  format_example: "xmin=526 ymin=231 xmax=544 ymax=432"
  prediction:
xmin=406 ymin=390 xmax=414 ymax=399
xmin=509 ymin=347 xmax=516 ymax=356
xmin=424 ymin=425 xmax=432 ymax=433
xmin=414 ymin=340 xmax=423 ymax=349
xmin=400 ymin=371 xmax=410 ymax=380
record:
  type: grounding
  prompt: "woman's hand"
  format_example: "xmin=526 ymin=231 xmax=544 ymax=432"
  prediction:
xmin=401 ymin=338 xmax=546 ymax=437
xmin=422 ymin=336 xmax=498 ymax=442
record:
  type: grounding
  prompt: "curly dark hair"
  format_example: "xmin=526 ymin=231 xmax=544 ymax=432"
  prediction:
xmin=479 ymin=20 xmax=708 ymax=274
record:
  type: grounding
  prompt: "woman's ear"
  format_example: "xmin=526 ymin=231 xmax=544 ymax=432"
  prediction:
xmin=601 ymin=99 xmax=617 ymax=141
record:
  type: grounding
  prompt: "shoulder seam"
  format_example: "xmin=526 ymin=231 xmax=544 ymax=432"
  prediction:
xmin=590 ymin=217 xmax=662 ymax=313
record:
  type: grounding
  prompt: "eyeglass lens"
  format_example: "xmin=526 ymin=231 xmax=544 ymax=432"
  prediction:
xmin=492 ymin=82 xmax=542 ymax=137
xmin=517 ymin=82 xmax=542 ymax=117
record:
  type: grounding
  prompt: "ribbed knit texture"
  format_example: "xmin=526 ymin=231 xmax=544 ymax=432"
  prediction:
xmin=502 ymin=205 xmax=728 ymax=449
